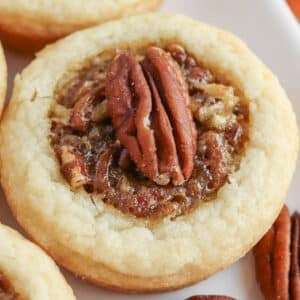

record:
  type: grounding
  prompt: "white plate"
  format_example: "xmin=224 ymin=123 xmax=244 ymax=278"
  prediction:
xmin=1 ymin=1 xmax=299 ymax=299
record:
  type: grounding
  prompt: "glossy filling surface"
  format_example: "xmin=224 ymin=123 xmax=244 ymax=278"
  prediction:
xmin=50 ymin=44 xmax=249 ymax=219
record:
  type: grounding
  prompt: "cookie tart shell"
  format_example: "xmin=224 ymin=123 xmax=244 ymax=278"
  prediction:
xmin=0 ymin=14 xmax=298 ymax=292
xmin=0 ymin=223 xmax=75 ymax=299
xmin=0 ymin=41 xmax=7 ymax=115
xmin=0 ymin=0 xmax=162 ymax=52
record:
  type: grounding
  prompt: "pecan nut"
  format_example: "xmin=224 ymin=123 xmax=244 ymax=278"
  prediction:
xmin=106 ymin=51 xmax=158 ymax=183
xmin=94 ymin=147 xmax=113 ymax=192
xmin=143 ymin=47 xmax=197 ymax=183
xmin=291 ymin=212 xmax=300 ymax=300
xmin=55 ymin=145 xmax=89 ymax=188
xmin=198 ymin=131 xmax=227 ymax=190
xmin=253 ymin=205 xmax=291 ymax=300
xmin=186 ymin=296 xmax=235 ymax=300
xmin=70 ymin=88 xmax=105 ymax=132
xmin=106 ymin=47 xmax=197 ymax=186
xmin=60 ymin=64 xmax=107 ymax=108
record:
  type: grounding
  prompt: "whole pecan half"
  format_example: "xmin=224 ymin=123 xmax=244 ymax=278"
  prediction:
xmin=186 ymin=296 xmax=235 ymax=300
xmin=253 ymin=204 xmax=291 ymax=300
xmin=143 ymin=47 xmax=197 ymax=181
xmin=106 ymin=47 xmax=197 ymax=186
xmin=106 ymin=51 xmax=158 ymax=183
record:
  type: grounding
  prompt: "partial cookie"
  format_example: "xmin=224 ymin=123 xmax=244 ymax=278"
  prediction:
xmin=0 ymin=223 xmax=75 ymax=300
xmin=0 ymin=42 xmax=7 ymax=115
xmin=0 ymin=0 xmax=162 ymax=52
xmin=0 ymin=14 xmax=298 ymax=292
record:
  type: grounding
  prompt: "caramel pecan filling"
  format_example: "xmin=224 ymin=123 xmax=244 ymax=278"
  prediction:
xmin=0 ymin=273 xmax=20 ymax=300
xmin=50 ymin=44 xmax=249 ymax=219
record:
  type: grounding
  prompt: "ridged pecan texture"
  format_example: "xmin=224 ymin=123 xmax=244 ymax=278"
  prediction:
xmin=253 ymin=205 xmax=300 ymax=300
xmin=106 ymin=47 xmax=197 ymax=186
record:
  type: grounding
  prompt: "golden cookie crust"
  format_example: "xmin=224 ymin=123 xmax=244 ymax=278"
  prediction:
xmin=0 ymin=0 xmax=162 ymax=52
xmin=0 ymin=223 xmax=75 ymax=299
xmin=0 ymin=42 xmax=7 ymax=115
xmin=0 ymin=14 xmax=298 ymax=292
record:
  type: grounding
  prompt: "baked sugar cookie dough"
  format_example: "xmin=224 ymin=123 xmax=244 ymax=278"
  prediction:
xmin=0 ymin=0 xmax=162 ymax=52
xmin=0 ymin=14 xmax=298 ymax=292
xmin=0 ymin=223 xmax=75 ymax=300
xmin=0 ymin=42 xmax=7 ymax=115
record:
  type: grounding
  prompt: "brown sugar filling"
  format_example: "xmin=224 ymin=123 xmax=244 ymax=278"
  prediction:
xmin=50 ymin=44 xmax=249 ymax=219
xmin=0 ymin=273 xmax=20 ymax=300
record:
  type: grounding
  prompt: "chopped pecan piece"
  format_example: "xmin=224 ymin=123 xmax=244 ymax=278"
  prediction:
xmin=253 ymin=205 xmax=291 ymax=300
xmin=106 ymin=48 xmax=197 ymax=186
xmin=188 ymin=67 xmax=214 ymax=85
xmin=70 ymin=88 xmax=105 ymax=132
xmin=291 ymin=212 xmax=300 ymax=300
xmin=94 ymin=147 xmax=113 ymax=192
xmin=55 ymin=145 xmax=89 ymax=188
xmin=225 ymin=121 xmax=243 ymax=147
xmin=191 ymin=84 xmax=238 ymax=130
xmin=198 ymin=131 xmax=227 ymax=190
xmin=60 ymin=64 xmax=107 ymax=108
xmin=165 ymin=43 xmax=187 ymax=65
xmin=70 ymin=93 xmax=95 ymax=131
xmin=91 ymin=99 xmax=109 ymax=122
xmin=118 ymin=148 xmax=132 ymax=170
xmin=186 ymin=296 xmax=235 ymax=300
xmin=165 ymin=43 xmax=197 ymax=68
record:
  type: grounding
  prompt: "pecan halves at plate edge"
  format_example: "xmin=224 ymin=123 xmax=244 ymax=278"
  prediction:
xmin=253 ymin=204 xmax=291 ymax=300
xmin=185 ymin=296 xmax=236 ymax=300
xmin=143 ymin=46 xmax=197 ymax=181
xmin=290 ymin=212 xmax=300 ymax=300
xmin=105 ymin=50 xmax=159 ymax=182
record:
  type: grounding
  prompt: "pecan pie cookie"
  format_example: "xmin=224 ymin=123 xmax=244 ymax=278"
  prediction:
xmin=0 ymin=42 xmax=6 ymax=114
xmin=0 ymin=14 xmax=298 ymax=292
xmin=0 ymin=0 xmax=162 ymax=52
xmin=0 ymin=223 xmax=75 ymax=300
